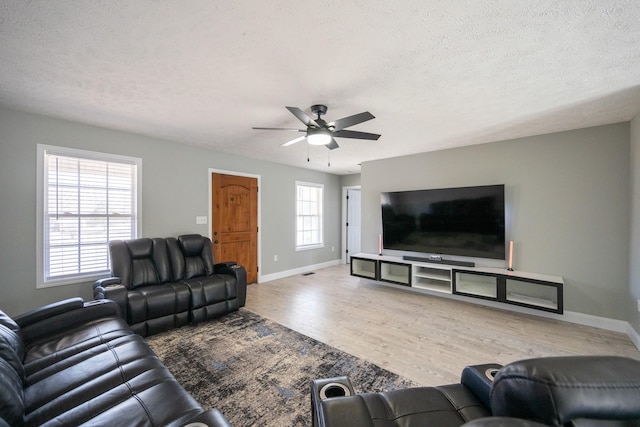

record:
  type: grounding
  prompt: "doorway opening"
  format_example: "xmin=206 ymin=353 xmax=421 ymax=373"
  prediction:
xmin=341 ymin=186 xmax=361 ymax=264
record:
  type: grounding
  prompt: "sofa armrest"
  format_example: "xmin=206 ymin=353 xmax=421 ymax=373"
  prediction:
xmin=16 ymin=299 xmax=121 ymax=344
xmin=214 ymin=262 xmax=247 ymax=306
xmin=311 ymin=377 xmax=366 ymax=427
xmin=94 ymin=277 xmax=128 ymax=320
xmin=315 ymin=396 xmax=374 ymax=427
xmin=214 ymin=261 xmax=237 ymax=269
xmin=94 ymin=276 xmax=122 ymax=288
xmin=14 ymin=297 xmax=85 ymax=328
xmin=460 ymin=363 xmax=502 ymax=409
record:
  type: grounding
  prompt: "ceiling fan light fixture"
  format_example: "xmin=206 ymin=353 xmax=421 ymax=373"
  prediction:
xmin=253 ymin=105 xmax=380 ymax=152
xmin=307 ymin=129 xmax=332 ymax=146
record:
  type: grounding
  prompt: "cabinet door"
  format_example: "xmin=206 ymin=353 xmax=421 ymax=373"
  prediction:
xmin=350 ymin=257 xmax=377 ymax=279
xmin=505 ymin=278 xmax=562 ymax=313
xmin=453 ymin=271 xmax=498 ymax=300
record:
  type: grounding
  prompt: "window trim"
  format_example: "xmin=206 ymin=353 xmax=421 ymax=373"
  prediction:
xmin=295 ymin=181 xmax=324 ymax=251
xmin=36 ymin=144 xmax=142 ymax=288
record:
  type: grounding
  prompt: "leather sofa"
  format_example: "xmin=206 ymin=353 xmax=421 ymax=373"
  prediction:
xmin=311 ymin=356 xmax=640 ymax=426
xmin=0 ymin=297 xmax=231 ymax=427
xmin=94 ymin=234 xmax=247 ymax=337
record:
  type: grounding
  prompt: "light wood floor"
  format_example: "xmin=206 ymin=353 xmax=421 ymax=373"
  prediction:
xmin=245 ymin=264 xmax=640 ymax=387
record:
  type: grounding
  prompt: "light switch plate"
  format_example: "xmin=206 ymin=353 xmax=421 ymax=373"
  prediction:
xmin=196 ymin=216 xmax=208 ymax=225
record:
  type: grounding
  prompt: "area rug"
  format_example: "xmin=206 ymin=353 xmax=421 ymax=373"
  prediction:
xmin=146 ymin=309 xmax=419 ymax=426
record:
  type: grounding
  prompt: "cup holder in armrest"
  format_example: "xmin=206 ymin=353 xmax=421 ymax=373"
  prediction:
xmin=319 ymin=382 xmax=352 ymax=399
xmin=485 ymin=367 xmax=500 ymax=382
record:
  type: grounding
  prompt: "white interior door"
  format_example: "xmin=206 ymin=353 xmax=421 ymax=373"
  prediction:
xmin=346 ymin=188 xmax=361 ymax=263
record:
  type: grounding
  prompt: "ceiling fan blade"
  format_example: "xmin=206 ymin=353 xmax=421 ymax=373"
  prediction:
xmin=329 ymin=111 xmax=375 ymax=131
xmin=326 ymin=138 xmax=339 ymax=150
xmin=286 ymin=106 xmax=320 ymax=128
xmin=281 ymin=135 xmax=307 ymax=147
xmin=333 ymin=129 xmax=381 ymax=140
xmin=252 ymin=127 xmax=306 ymax=132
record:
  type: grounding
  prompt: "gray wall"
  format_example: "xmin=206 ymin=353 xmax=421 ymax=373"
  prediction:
xmin=630 ymin=113 xmax=640 ymax=335
xmin=0 ymin=108 xmax=341 ymax=316
xmin=361 ymin=123 xmax=630 ymax=320
xmin=340 ymin=173 xmax=361 ymax=187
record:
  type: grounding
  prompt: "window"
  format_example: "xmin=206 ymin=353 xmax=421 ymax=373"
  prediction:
xmin=296 ymin=181 xmax=323 ymax=250
xmin=37 ymin=145 xmax=141 ymax=288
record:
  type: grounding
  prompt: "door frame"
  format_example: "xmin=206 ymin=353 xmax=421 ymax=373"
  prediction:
xmin=341 ymin=185 xmax=361 ymax=264
xmin=208 ymin=168 xmax=262 ymax=283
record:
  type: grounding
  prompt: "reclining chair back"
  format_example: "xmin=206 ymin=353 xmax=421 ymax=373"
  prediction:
xmin=109 ymin=238 xmax=172 ymax=288
xmin=169 ymin=234 xmax=215 ymax=281
xmin=108 ymin=238 xmax=190 ymax=335
xmin=490 ymin=356 xmax=640 ymax=426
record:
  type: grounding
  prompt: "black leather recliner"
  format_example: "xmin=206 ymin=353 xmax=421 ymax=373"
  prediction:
xmin=311 ymin=356 xmax=640 ymax=426
xmin=0 ymin=298 xmax=231 ymax=426
xmin=94 ymin=234 xmax=247 ymax=337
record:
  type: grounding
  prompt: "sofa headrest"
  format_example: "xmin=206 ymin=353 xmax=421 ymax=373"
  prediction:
xmin=0 ymin=311 xmax=26 ymax=423
xmin=490 ymin=356 xmax=640 ymax=425
xmin=109 ymin=238 xmax=173 ymax=289
xmin=175 ymin=234 xmax=215 ymax=279
xmin=0 ymin=311 xmax=20 ymax=335
xmin=178 ymin=234 xmax=205 ymax=256
xmin=125 ymin=238 xmax=154 ymax=259
xmin=0 ymin=311 xmax=24 ymax=363
xmin=0 ymin=324 xmax=25 ymax=379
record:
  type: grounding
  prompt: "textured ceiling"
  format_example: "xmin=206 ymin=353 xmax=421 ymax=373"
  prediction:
xmin=2 ymin=1 xmax=640 ymax=174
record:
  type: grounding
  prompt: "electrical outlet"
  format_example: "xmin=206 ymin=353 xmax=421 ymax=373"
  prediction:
xmin=195 ymin=216 xmax=207 ymax=225
xmin=331 ymin=246 xmax=335 ymax=252
xmin=274 ymin=255 xmax=278 ymax=262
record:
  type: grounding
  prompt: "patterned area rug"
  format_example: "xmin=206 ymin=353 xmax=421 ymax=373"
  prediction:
xmin=146 ymin=309 xmax=419 ymax=426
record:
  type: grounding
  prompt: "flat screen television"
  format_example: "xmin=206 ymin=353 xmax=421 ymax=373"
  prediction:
xmin=381 ymin=184 xmax=505 ymax=260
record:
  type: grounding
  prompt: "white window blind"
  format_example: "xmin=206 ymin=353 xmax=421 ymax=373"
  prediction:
xmin=296 ymin=182 xmax=323 ymax=250
xmin=41 ymin=146 xmax=140 ymax=285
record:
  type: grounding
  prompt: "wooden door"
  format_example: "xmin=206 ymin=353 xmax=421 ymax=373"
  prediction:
xmin=211 ymin=173 xmax=258 ymax=283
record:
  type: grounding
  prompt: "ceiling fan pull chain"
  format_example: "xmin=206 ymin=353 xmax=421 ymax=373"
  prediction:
xmin=307 ymin=144 xmax=310 ymax=162
xmin=328 ymin=150 xmax=331 ymax=167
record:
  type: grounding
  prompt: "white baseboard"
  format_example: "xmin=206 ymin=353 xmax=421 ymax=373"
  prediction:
xmin=258 ymin=259 xmax=342 ymax=283
xmin=562 ymin=310 xmax=629 ymax=333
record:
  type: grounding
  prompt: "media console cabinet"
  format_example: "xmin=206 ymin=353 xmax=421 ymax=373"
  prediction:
xmin=350 ymin=253 xmax=563 ymax=314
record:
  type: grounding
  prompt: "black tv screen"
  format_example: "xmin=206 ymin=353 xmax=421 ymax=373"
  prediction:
xmin=381 ymin=184 xmax=505 ymax=260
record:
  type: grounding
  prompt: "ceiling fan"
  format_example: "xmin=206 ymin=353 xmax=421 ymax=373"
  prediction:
xmin=252 ymin=104 xmax=381 ymax=150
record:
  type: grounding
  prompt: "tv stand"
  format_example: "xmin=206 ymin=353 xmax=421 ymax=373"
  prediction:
xmin=350 ymin=253 xmax=563 ymax=314
xmin=402 ymin=255 xmax=475 ymax=268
